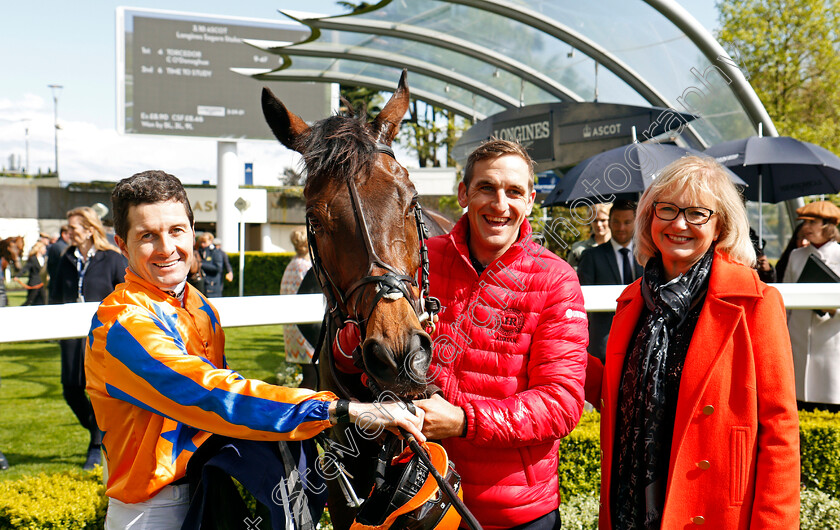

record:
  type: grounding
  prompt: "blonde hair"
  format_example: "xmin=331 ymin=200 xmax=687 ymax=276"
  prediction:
xmin=634 ymin=155 xmax=756 ymax=267
xmin=290 ymin=227 xmax=308 ymax=257
xmin=67 ymin=206 xmax=120 ymax=253
xmin=592 ymin=203 xmax=611 ymax=219
xmin=28 ymin=241 xmax=47 ymax=258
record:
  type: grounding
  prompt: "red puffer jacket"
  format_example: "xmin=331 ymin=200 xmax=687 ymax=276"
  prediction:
xmin=427 ymin=216 xmax=588 ymax=529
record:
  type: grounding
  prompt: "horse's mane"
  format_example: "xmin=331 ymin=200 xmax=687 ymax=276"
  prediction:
xmin=299 ymin=106 xmax=378 ymax=186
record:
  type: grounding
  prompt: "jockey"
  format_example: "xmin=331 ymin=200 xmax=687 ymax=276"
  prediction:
xmin=86 ymin=170 xmax=424 ymax=529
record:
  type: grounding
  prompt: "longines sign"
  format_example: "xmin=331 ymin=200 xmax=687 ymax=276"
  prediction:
xmin=493 ymin=115 xmax=553 ymax=161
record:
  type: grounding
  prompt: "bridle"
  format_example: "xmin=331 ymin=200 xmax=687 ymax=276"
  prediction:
xmin=306 ymin=145 xmax=483 ymax=530
xmin=306 ymin=143 xmax=440 ymax=342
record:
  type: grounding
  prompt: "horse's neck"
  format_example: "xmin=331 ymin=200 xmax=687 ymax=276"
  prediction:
xmin=422 ymin=209 xmax=454 ymax=236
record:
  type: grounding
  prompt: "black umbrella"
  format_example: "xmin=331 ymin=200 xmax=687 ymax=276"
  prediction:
xmin=704 ymin=136 xmax=840 ymax=203
xmin=704 ymin=135 xmax=840 ymax=242
xmin=543 ymin=142 xmax=745 ymax=207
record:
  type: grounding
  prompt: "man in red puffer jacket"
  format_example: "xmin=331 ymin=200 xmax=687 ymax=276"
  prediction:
xmin=413 ymin=139 xmax=588 ymax=529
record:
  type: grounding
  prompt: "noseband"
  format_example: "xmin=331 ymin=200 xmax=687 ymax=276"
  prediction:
xmin=306 ymin=143 xmax=440 ymax=340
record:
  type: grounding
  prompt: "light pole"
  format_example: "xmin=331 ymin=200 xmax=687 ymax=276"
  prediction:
xmin=234 ymin=197 xmax=251 ymax=298
xmin=23 ymin=119 xmax=30 ymax=174
xmin=48 ymin=84 xmax=63 ymax=176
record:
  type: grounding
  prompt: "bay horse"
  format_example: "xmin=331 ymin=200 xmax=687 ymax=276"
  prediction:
xmin=262 ymin=71 xmax=452 ymax=528
xmin=0 ymin=236 xmax=25 ymax=273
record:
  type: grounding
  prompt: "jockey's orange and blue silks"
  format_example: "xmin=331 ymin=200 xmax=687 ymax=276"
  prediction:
xmin=85 ymin=270 xmax=337 ymax=504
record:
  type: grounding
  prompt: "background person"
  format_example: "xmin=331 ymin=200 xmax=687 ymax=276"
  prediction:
xmin=412 ymin=139 xmax=589 ymax=529
xmin=279 ymin=227 xmax=318 ymax=390
xmin=186 ymin=243 xmax=205 ymax=295
xmin=783 ymin=200 xmax=840 ymax=412
xmin=88 ymin=170 xmax=424 ymax=529
xmin=46 ymin=224 xmax=70 ymax=304
xmin=577 ymin=199 xmax=643 ymax=362
xmin=586 ymin=155 xmax=799 ymax=529
xmin=215 ymin=238 xmax=234 ymax=283
xmin=54 ymin=206 xmax=127 ymax=470
xmin=775 ymin=221 xmax=809 ymax=286
xmin=566 ymin=202 xmax=611 ymax=269
xmin=14 ymin=241 xmax=47 ymax=305
xmin=197 ymin=232 xmax=224 ymax=297
xmin=749 ymin=225 xmax=776 ymax=283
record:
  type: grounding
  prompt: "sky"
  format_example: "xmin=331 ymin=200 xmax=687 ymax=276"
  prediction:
xmin=0 ymin=0 xmax=719 ymax=186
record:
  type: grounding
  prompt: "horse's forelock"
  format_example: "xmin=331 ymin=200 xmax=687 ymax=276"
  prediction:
xmin=301 ymin=113 xmax=377 ymax=186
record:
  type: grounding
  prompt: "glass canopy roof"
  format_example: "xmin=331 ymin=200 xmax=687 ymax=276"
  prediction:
xmin=238 ymin=0 xmax=764 ymax=151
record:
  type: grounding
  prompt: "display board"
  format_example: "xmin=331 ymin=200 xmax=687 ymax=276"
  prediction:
xmin=117 ymin=7 xmax=332 ymax=139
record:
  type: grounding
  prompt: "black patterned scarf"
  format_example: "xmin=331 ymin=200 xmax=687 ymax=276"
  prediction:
xmin=611 ymin=247 xmax=714 ymax=529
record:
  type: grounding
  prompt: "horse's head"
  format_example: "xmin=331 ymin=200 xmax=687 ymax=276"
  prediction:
xmin=0 ymin=236 xmax=25 ymax=273
xmin=262 ymin=72 xmax=433 ymax=397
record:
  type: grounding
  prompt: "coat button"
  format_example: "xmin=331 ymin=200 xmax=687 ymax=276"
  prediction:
xmin=702 ymin=405 xmax=714 ymax=415
xmin=696 ymin=460 xmax=711 ymax=470
xmin=692 ymin=516 xmax=705 ymax=525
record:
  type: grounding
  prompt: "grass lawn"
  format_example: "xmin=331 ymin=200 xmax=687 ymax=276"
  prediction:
xmin=0 ymin=289 xmax=292 ymax=482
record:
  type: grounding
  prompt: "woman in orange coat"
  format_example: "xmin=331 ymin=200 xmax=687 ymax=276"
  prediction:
xmin=585 ymin=155 xmax=799 ymax=529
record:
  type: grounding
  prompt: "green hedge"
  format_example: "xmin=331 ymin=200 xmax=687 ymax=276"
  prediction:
xmin=556 ymin=486 xmax=840 ymax=530
xmin=4 ymin=410 xmax=840 ymax=528
xmin=558 ymin=409 xmax=840 ymax=499
xmin=800 ymin=409 xmax=840 ymax=496
xmin=558 ymin=410 xmax=601 ymax=499
xmin=0 ymin=469 xmax=106 ymax=529
xmin=221 ymin=252 xmax=294 ymax=297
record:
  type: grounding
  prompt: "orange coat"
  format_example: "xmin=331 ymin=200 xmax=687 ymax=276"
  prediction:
xmin=585 ymin=251 xmax=799 ymax=529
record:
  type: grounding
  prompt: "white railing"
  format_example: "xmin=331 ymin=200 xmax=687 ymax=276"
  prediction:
xmin=1 ymin=284 xmax=838 ymax=344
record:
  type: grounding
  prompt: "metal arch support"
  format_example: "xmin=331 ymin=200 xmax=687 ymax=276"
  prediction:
xmin=444 ymin=0 xmax=671 ymax=106
xmin=230 ymin=68 xmax=487 ymax=121
xmin=243 ymin=40 xmax=520 ymax=109
xmin=280 ymin=14 xmax=584 ymax=103
xmin=642 ymin=0 xmax=777 ymax=137
xmin=641 ymin=0 xmax=804 ymax=219
xmin=443 ymin=0 xmax=707 ymax=146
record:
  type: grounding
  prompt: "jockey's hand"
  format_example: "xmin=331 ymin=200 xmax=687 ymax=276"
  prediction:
xmin=413 ymin=393 xmax=466 ymax=440
xmin=332 ymin=401 xmax=426 ymax=443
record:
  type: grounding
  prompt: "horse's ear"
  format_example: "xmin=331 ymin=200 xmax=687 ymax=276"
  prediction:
xmin=261 ymin=87 xmax=310 ymax=153
xmin=373 ymin=69 xmax=409 ymax=146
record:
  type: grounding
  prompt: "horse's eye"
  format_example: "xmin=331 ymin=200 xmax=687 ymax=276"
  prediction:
xmin=406 ymin=197 xmax=419 ymax=217
xmin=307 ymin=214 xmax=322 ymax=231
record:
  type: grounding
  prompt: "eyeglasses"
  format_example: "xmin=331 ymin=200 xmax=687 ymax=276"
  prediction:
xmin=653 ymin=202 xmax=715 ymax=225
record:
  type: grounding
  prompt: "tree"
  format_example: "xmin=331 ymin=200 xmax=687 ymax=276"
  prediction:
xmin=339 ymin=85 xmax=384 ymax=121
xmin=717 ymin=0 xmax=840 ymax=154
xmin=280 ymin=166 xmax=305 ymax=186
xmin=398 ymin=100 xmax=468 ymax=167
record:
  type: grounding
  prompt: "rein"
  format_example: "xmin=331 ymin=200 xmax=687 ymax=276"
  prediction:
xmin=306 ymin=144 xmax=482 ymax=530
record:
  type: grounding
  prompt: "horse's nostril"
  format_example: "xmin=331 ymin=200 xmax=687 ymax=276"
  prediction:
xmin=404 ymin=331 xmax=432 ymax=382
xmin=362 ymin=339 xmax=400 ymax=381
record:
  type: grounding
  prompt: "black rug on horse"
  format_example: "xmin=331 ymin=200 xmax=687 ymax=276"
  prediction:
xmin=181 ymin=435 xmax=327 ymax=530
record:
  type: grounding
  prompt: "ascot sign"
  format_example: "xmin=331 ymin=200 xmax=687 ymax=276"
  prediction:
xmin=582 ymin=122 xmax=623 ymax=138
